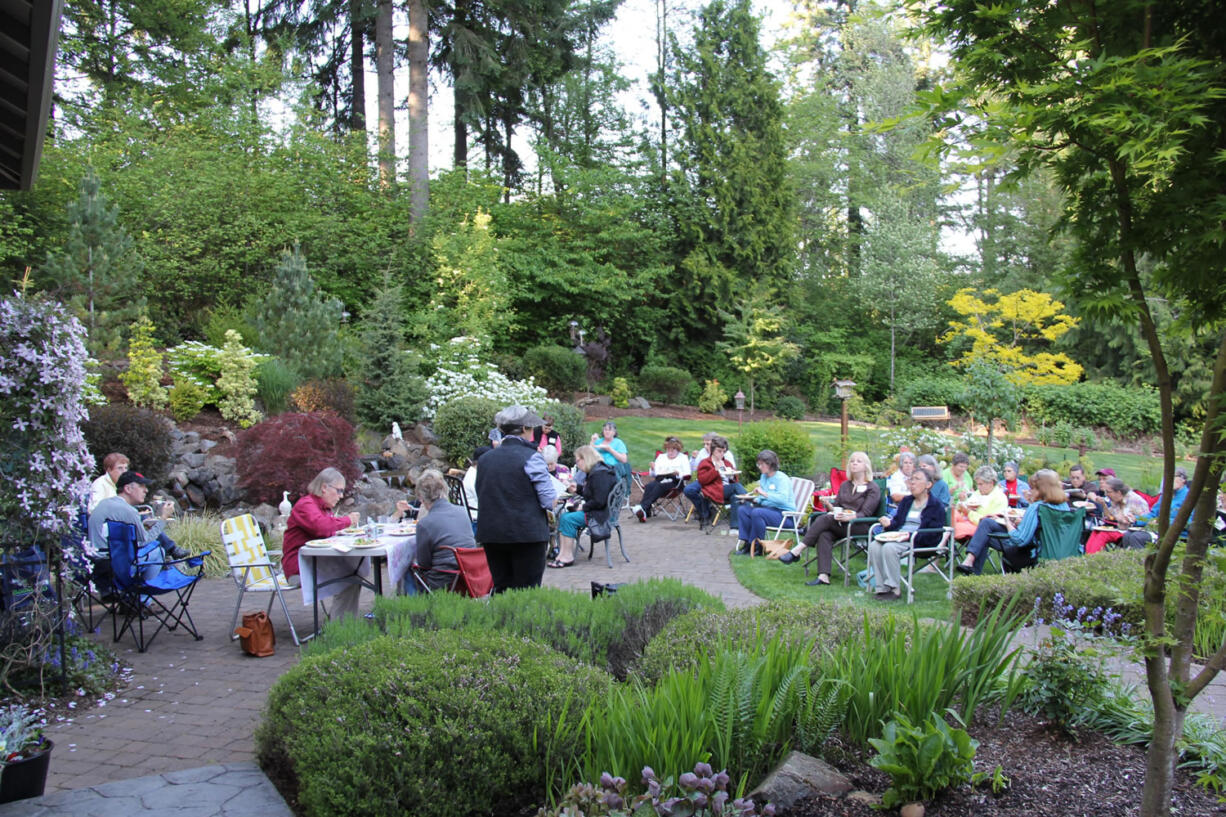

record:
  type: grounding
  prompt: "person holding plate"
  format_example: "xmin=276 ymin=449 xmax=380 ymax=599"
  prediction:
xmin=952 ymin=466 xmax=1008 ymax=541
xmin=408 ymin=470 xmax=477 ymax=592
xmin=736 ymin=450 xmax=796 ymax=551
xmin=867 ymin=468 xmax=946 ymax=601
xmin=779 ymin=451 xmax=880 ymax=586
xmin=957 ymin=469 xmax=1069 ymax=574
xmin=282 ymin=467 xmax=362 ymax=618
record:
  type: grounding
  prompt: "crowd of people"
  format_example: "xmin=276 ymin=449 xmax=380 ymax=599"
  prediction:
xmin=81 ymin=405 xmax=1226 ymax=623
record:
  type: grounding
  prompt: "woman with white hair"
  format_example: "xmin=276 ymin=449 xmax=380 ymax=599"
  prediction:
xmin=410 ymin=469 xmax=477 ymax=591
xmin=282 ymin=467 xmax=362 ymax=618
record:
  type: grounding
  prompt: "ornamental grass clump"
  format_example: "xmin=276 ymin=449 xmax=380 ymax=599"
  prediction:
xmin=582 ymin=636 xmax=817 ymax=795
xmin=825 ymin=603 xmax=1024 ymax=748
xmin=258 ymin=630 xmax=610 ymax=817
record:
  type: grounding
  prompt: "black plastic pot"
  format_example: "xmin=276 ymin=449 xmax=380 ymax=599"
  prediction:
xmin=0 ymin=739 xmax=52 ymax=803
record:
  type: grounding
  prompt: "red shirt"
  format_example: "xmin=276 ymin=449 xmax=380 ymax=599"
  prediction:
xmin=696 ymin=456 xmax=736 ymax=503
xmin=281 ymin=494 xmax=351 ymax=577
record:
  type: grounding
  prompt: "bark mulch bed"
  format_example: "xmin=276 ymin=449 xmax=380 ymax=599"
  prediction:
xmin=786 ymin=709 xmax=1225 ymax=817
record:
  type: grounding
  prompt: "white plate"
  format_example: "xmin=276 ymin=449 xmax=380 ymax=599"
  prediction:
xmin=875 ymin=531 xmax=910 ymax=543
xmin=386 ymin=526 xmax=416 ymax=536
xmin=349 ymin=538 xmax=382 ymax=548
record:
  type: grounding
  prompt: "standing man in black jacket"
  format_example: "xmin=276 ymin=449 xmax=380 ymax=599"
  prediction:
xmin=475 ymin=405 xmax=557 ymax=592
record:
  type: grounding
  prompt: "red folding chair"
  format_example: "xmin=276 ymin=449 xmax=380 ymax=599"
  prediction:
xmin=813 ymin=467 xmax=847 ymax=507
xmin=410 ymin=546 xmax=494 ymax=598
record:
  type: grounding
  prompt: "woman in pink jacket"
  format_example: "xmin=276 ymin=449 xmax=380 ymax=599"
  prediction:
xmin=282 ymin=468 xmax=361 ymax=617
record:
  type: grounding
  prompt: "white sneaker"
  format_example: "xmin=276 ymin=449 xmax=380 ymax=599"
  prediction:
xmin=633 ymin=504 xmax=647 ymax=523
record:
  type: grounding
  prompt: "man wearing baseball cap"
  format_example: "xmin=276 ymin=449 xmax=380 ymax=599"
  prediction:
xmin=475 ymin=405 xmax=557 ymax=592
xmin=88 ymin=471 xmax=188 ymax=577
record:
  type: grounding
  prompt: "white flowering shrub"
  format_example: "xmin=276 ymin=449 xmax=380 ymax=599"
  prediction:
xmin=422 ymin=336 xmax=548 ymax=420
xmin=869 ymin=426 xmax=1024 ymax=475
xmin=958 ymin=431 xmax=1024 ymax=474
xmin=0 ymin=293 xmax=95 ymax=548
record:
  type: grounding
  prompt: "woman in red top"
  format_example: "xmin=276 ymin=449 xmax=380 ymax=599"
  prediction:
xmin=282 ymin=468 xmax=361 ymax=616
xmin=694 ymin=436 xmax=746 ymax=536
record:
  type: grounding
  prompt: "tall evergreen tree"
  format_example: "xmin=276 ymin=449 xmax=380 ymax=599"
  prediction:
xmin=355 ymin=274 xmax=428 ymax=429
xmin=251 ymin=245 xmax=345 ymax=381
xmin=665 ymin=0 xmax=794 ymax=362
xmin=41 ymin=167 xmax=146 ymax=357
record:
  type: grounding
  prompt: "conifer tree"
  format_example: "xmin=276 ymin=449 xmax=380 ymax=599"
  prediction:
xmin=41 ymin=167 xmax=145 ymax=357
xmin=665 ymin=0 xmax=794 ymax=358
xmin=355 ymin=274 xmax=428 ymax=430
xmin=251 ymin=245 xmax=344 ymax=381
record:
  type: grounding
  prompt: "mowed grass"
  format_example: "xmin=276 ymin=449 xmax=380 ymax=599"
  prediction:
xmin=583 ymin=416 xmax=1167 ymax=491
xmin=728 ymin=546 xmax=957 ymax=620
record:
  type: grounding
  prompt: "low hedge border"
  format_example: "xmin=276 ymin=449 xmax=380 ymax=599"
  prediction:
xmin=306 ymin=578 xmax=724 ymax=680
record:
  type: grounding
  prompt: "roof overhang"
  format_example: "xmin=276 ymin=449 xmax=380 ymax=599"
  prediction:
xmin=0 ymin=0 xmax=64 ymax=190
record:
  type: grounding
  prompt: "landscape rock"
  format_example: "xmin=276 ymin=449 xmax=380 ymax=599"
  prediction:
xmin=845 ymin=791 xmax=881 ymax=808
xmin=249 ymin=503 xmax=278 ymax=532
xmin=748 ymin=751 xmax=853 ymax=811
xmin=628 ymin=396 xmax=651 ymax=409
xmin=410 ymin=423 xmax=437 ymax=445
xmin=425 ymin=444 xmax=446 ymax=461
xmin=182 ymin=452 xmax=207 ymax=469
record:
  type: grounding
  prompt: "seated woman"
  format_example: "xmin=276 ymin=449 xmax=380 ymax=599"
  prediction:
xmin=942 ymin=452 xmax=974 ymax=503
xmin=958 ymin=468 xmax=1069 ymax=574
xmin=541 ymin=446 xmax=574 ymax=501
xmin=590 ymin=420 xmax=632 ymax=494
xmin=952 ymin=466 xmax=1008 ymax=541
xmin=690 ymin=436 xmax=746 ymax=535
xmin=780 ymin=451 xmax=880 ymax=586
xmin=408 ymin=469 xmax=477 ymax=592
xmin=282 ymin=467 xmax=361 ymax=618
xmin=736 ymin=450 xmax=796 ymax=551
xmin=999 ymin=462 xmax=1031 ymax=508
xmin=633 ymin=436 xmax=692 ymax=521
xmin=886 ymin=451 xmax=916 ymax=511
xmin=550 ymin=445 xmax=617 ymax=568
xmin=867 ymin=469 xmax=946 ymax=601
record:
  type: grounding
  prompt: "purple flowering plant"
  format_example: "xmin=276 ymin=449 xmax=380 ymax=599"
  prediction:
xmin=540 ymin=763 xmax=775 ymax=817
xmin=0 ymin=291 xmax=95 ymax=554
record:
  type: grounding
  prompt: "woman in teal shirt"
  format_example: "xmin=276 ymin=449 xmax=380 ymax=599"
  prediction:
xmin=589 ymin=420 xmax=631 ymax=494
xmin=737 ymin=450 xmax=796 ymax=548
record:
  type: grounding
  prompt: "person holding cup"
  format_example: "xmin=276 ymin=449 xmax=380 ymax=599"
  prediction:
xmin=779 ymin=451 xmax=880 ymax=586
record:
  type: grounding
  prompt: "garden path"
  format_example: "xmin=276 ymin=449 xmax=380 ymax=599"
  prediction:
xmin=37 ymin=514 xmax=757 ymax=795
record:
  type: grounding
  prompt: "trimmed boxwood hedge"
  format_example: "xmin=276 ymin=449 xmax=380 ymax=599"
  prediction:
xmin=259 ymin=630 xmax=611 ymax=817
xmin=635 ymin=600 xmax=897 ymax=684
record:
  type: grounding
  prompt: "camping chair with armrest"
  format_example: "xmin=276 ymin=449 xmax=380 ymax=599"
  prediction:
xmin=583 ymin=480 xmax=630 ymax=568
xmin=765 ymin=478 xmax=817 ymax=546
xmin=819 ymin=478 xmax=888 ymax=585
xmin=220 ymin=513 xmax=302 ymax=646
xmin=986 ymin=505 xmax=1086 ymax=573
xmin=105 ymin=520 xmax=208 ymax=652
xmin=637 ymin=452 xmax=691 ymax=521
xmin=899 ymin=526 xmax=955 ymax=604
xmin=813 ymin=467 xmax=847 ymax=505
xmin=412 ymin=545 xmax=494 ymax=598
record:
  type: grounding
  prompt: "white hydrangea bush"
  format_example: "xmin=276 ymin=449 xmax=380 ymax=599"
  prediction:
xmin=422 ymin=336 xmax=548 ymax=419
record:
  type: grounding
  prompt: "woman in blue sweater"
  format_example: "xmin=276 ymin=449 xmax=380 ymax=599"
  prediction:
xmin=736 ymin=450 xmax=796 ymax=550
xmin=957 ymin=469 xmax=1069 ymax=574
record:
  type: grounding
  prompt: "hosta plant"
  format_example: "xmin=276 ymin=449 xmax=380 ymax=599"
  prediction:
xmin=868 ymin=712 xmax=978 ymax=809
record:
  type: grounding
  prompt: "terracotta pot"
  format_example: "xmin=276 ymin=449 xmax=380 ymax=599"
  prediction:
xmin=0 ymin=739 xmax=53 ymax=803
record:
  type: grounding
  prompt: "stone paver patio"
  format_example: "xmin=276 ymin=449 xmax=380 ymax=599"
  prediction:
xmin=13 ymin=510 xmax=1226 ymax=814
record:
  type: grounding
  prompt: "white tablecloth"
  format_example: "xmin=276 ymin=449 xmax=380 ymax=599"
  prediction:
xmin=298 ymin=532 xmax=417 ymax=606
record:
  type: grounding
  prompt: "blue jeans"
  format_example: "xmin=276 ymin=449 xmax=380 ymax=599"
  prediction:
xmin=965 ymin=518 xmax=1008 ymax=574
xmin=687 ymin=483 xmax=745 ymax=529
xmin=740 ymin=505 xmax=789 ymax=543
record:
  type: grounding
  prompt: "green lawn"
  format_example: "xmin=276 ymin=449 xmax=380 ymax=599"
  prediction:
xmin=729 ymin=546 xmax=957 ymax=620
xmin=584 ymin=415 xmax=1166 ymax=491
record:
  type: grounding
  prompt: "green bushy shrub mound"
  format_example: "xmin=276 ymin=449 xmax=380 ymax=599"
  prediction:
xmin=258 ymin=630 xmax=611 ymax=817
xmin=732 ymin=420 xmax=817 ymax=482
xmin=82 ymin=404 xmax=175 ymax=484
xmin=432 ymin=395 xmax=502 ymax=465
xmin=636 ymin=600 xmax=893 ymax=684
xmin=1021 ymin=382 xmax=1160 ymax=437
xmin=524 ymin=345 xmax=586 ymax=394
xmin=774 ymin=395 xmax=806 ymax=420
xmin=637 ymin=364 xmax=695 ymax=404
xmin=311 ymin=579 xmax=723 ymax=679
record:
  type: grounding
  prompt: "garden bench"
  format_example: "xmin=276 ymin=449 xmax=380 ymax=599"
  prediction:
xmin=910 ymin=405 xmax=950 ymax=425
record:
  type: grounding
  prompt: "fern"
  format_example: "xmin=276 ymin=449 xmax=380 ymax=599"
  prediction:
xmin=795 ymin=678 xmax=851 ymax=755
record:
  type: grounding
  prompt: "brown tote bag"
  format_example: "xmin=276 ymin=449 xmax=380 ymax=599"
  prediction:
xmin=234 ymin=611 xmax=276 ymax=657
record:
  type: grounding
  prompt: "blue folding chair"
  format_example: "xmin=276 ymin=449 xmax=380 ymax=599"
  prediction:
xmin=106 ymin=520 xmax=208 ymax=652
